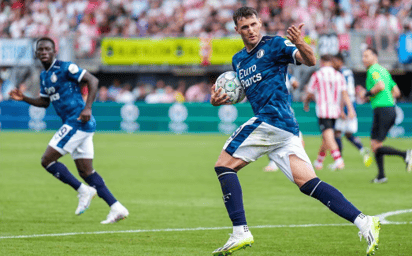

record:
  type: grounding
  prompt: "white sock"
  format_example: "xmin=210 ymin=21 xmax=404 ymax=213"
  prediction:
xmin=360 ymin=148 xmax=365 ymax=155
xmin=334 ymin=157 xmax=343 ymax=165
xmin=111 ymin=201 xmax=120 ymax=209
xmin=77 ymin=183 xmax=88 ymax=194
xmin=354 ymin=213 xmax=368 ymax=231
xmin=233 ymin=225 xmax=249 ymax=234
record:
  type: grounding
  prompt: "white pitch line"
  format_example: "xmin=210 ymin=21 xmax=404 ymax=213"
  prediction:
xmin=0 ymin=222 xmax=410 ymax=240
xmin=0 ymin=223 xmax=350 ymax=240
xmin=1 ymin=209 xmax=411 ymax=240
xmin=376 ymin=208 xmax=412 ymax=224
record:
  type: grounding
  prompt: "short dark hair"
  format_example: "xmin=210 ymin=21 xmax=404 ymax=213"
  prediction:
xmin=233 ymin=6 xmax=258 ymax=26
xmin=36 ymin=37 xmax=56 ymax=50
xmin=365 ymin=46 xmax=378 ymax=57
xmin=320 ymin=54 xmax=333 ymax=62
xmin=334 ymin=52 xmax=344 ymax=61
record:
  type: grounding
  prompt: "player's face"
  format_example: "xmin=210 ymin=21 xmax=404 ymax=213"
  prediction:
xmin=332 ymin=58 xmax=341 ymax=70
xmin=362 ymin=50 xmax=377 ymax=68
xmin=235 ymin=15 xmax=262 ymax=49
xmin=36 ymin=40 xmax=56 ymax=64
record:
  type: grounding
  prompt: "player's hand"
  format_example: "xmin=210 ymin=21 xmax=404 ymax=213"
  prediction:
xmin=360 ymin=91 xmax=368 ymax=102
xmin=9 ymin=88 xmax=24 ymax=101
xmin=78 ymin=108 xmax=91 ymax=123
xmin=347 ymin=109 xmax=356 ymax=119
xmin=340 ymin=111 xmax=347 ymax=120
xmin=287 ymin=23 xmax=305 ymax=45
xmin=210 ymin=84 xmax=230 ymax=106
xmin=303 ymin=103 xmax=309 ymax=112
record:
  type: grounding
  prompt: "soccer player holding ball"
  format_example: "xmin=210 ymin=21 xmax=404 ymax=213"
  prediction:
xmin=210 ymin=7 xmax=380 ymax=256
xmin=9 ymin=37 xmax=129 ymax=224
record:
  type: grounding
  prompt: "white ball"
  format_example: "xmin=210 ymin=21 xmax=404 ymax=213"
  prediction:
xmin=215 ymin=71 xmax=245 ymax=104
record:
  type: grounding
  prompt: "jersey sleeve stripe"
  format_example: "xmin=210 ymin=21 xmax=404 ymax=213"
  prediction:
xmin=40 ymin=93 xmax=49 ymax=98
xmin=78 ymin=69 xmax=86 ymax=82
xmin=292 ymin=49 xmax=298 ymax=65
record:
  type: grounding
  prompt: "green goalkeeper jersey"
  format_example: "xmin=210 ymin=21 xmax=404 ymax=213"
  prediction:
xmin=366 ymin=63 xmax=396 ymax=109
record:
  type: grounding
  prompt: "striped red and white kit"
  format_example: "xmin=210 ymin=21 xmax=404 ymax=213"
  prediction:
xmin=307 ymin=66 xmax=347 ymax=119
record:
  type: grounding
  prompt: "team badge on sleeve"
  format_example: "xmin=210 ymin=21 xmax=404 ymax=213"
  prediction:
xmin=68 ymin=64 xmax=79 ymax=74
xmin=284 ymin=40 xmax=295 ymax=47
xmin=372 ymin=72 xmax=380 ymax=80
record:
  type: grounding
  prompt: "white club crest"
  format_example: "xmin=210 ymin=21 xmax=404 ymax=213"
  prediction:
xmin=257 ymin=49 xmax=265 ymax=58
xmin=51 ymin=72 xmax=57 ymax=83
xmin=68 ymin=63 xmax=79 ymax=74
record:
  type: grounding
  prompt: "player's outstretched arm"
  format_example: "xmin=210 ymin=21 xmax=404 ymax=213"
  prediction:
xmin=287 ymin=24 xmax=316 ymax=67
xmin=391 ymin=85 xmax=401 ymax=99
xmin=303 ymin=91 xmax=314 ymax=112
xmin=9 ymin=88 xmax=50 ymax=108
xmin=342 ymin=90 xmax=355 ymax=119
xmin=362 ymin=81 xmax=385 ymax=101
xmin=210 ymin=84 xmax=231 ymax=106
xmin=78 ymin=71 xmax=98 ymax=123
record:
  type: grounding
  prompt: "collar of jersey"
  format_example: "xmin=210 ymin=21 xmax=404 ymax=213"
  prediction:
xmin=246 ymin=35 xmax=263 ymax=54
xmin=368 ymin=63 xmax=379 ymax=71
xmin=46 ymin=59 xmax=57 ymax=72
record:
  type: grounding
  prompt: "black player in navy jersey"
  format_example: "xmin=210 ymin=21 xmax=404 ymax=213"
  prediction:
xmin=9 ymin=37 xmax=128 ymax=224
xmin=210 ymin=7 xmax=380 ymax=256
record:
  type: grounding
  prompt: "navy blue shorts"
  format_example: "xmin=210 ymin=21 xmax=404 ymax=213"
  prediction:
xmin=371 ymin=106 xmax=396 ymax=141
xmin=318 ymin=118 xmax=336 ymax=133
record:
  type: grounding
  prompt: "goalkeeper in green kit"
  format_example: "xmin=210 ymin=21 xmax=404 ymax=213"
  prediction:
xmin=361 ymin=47 xmax=412 ymax=183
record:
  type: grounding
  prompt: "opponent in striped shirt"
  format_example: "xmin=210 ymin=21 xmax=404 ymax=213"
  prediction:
xmin=332 ymin=52 xmax=372 ymax=167
xmin=304 ymin=54 xmax=355 ymax=171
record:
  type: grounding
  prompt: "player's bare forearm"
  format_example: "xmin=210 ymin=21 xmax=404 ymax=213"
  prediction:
xmin=392 ymin=85 xmax=401 ymax=99
xmin=287 ymin=23 xmax=316 ymax=66
xmin=303 ymin=93 xmax=313 ymax=112
xmin=342 ymin=91 xmax=355 ymax=118
xmin=363 ymin=81 xmax=385 ymax=100
xmin=23 ymin=95 xmax=50 ymax=108
xmin=10 ymin=88 xmax=49 ymax=107
xmin=370 ymin=81 xmax=385 ymax=94
xmin=295 ymin=43 xmax=316 ymax=67
xmin=81 ymin=72 xmax=98 ymax=110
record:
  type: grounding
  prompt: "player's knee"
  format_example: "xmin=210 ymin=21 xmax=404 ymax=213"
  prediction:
xmin=371 ymin=142 xmax=381 ymax=153
xmin=79 ymin=169 xmax=94 ymax=179
xmin=215 ymin=166 xmax=236 ymax=177
xmin=299 ymin=177 xmax=321 ymax=196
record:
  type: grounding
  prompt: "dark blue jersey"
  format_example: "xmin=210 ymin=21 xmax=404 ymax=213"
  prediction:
xmin=340 ymin=66 xmax=356 ymax=114
xmin=39 ymin=59 xmax=96 ymax=132
xmin=232 ymin=36 xmax=300 ymax=135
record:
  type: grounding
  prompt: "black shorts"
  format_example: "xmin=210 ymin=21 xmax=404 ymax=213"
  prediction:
xmin=318 ymin=118 xmax=336 ymax=132
xmin=371 ymin=106 xmax=396 ymax=141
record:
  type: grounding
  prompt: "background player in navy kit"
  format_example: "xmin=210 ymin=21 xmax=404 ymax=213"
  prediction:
xmin=9 ymin=37 xmax=129 ymax=224
xmin=332 ymin=53 xmax=372 ymax=167
xmin=210 ymin=7 xmax=380 ymax=256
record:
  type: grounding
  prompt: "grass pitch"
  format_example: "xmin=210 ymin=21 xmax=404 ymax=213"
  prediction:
xmin=1 ymin=132 xmax=412 ymax=255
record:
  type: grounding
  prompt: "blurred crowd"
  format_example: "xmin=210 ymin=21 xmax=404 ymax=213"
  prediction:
xmin=1 ymin=0 xmax=412 ymax=57
xmin=93 ymin=78 xmax=212 ymax=104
